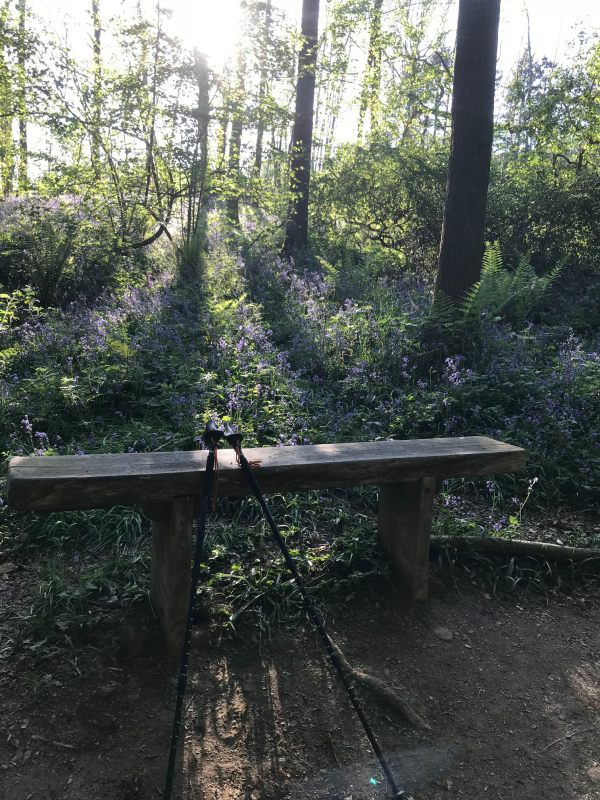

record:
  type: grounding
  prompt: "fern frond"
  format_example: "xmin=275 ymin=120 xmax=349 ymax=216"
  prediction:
xmin=460 ymin=242 xmax=560 ymax=327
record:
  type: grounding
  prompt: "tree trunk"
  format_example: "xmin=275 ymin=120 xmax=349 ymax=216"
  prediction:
xmin=357 ymin=0 xmax=383 ymax=142
xmin=180 ymin=49 xmax=210 ymax=282
xmin=0 ymin=7 xmax=15 ymax=197
xmin=223 ymin=38 xmax=246 ymax=225
xmin=435 ymin=0 xmax=500 ymax=303
xmin=16 ymin=0 xmax=27 ymax=194
xmin=282 ymin=0 xmax=320 ymax=258
xmin=90 ymin=0 xmax=102 ymax=168
xmin=226 ymin=86 xmax=243 ymax=224
xmin=254 ymin=0 xmax=272 ymax=176
xmin=142 ymin=2 xmax=162 ymax=210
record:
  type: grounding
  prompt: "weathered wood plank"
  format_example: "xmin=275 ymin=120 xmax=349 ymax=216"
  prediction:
xmin=378 ymin=478 xmax=437 ymax=601
xmin=148 ymin=497 xmax=195 ymax=656
xmin=7 ymin=436 xmax=526 ymax=512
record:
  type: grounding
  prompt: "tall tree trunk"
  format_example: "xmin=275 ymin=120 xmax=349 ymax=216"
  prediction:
xmin=254 ymin=0 xmax=272 ymax=176
xmin=180 ymin=49 xmax=210 ymax=281
xmin=143 ymin=1 xmax=162 ymax=212
xmin=435 ymin=0 xmax=500 ymax=303
xmin=194 ymin=50 xmax=210 ymax=218
xmin=90 ymin=0 xmax=102 ymax=168
xmin=0 ymin=6 xmax=15 ymax=197
xmin=16 ymin=0 xmax=27 ymax=193
xmin=282 ymin=0 xmax=320 ymax=258
xmin=226 ymin=51 xmax=245 ymax=225
xmin=518 ymin=9 xmax=533 ymax=153
xmin=219 ymin=102 xmax=229 ymax=164
xmin=357 ymin=0 xmax=383 ymax=142
xmin=227 ymin=112 xmax=243 ymax=223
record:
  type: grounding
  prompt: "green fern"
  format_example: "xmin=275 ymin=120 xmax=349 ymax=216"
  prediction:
xmin=462 ymin=241 xmax=561 ymax=326
xmin=427 ymin=288 xmax=457 ymax=328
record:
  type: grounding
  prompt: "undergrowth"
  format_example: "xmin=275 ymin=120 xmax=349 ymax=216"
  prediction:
xmin=1 ymin=218 xmax=599 ymax=640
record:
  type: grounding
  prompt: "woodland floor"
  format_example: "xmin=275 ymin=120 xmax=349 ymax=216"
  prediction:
xmin=1 ymin=557 xmax=600 ymax=800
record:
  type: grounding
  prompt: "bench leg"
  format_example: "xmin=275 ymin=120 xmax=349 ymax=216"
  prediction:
xmin=147 ymin=497 xmax=195 ymax=656
xmin=378 ymin=478 xmax=437 ymax=601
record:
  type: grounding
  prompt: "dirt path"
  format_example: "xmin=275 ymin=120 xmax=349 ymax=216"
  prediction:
xmin=1 ymin=571 xmax=599 ymax=800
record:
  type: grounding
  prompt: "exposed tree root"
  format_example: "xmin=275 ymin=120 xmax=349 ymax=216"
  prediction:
xmin=431 ymin=535 xmax=600 ymax=562
xmin=327 ymin=635 xmax=431 ymax=731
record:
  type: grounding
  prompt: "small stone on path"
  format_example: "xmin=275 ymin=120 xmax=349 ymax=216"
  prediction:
xmin=434 ymin=626 xmax=453 ymax=642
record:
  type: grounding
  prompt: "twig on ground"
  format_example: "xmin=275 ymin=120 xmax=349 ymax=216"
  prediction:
xmin=327 ymin=731 xmax=341 ymax=767
xmin=540 ymin=724 xmax=597 ymax=754
xmin=326 ymin=636 xmax=431 ymax=730
xmin=31 ymin=734 xmax=76 ymax=750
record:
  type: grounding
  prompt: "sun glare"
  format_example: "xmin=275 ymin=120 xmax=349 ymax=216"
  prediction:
xmin=170 ymin=0 xmax=243 ymax=69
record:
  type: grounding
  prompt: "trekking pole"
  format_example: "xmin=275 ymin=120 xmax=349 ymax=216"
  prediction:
xmin=163 ymin=419 xmax=223 ymax=800
xmin=222 ymin=423 xmax=407 ymax=799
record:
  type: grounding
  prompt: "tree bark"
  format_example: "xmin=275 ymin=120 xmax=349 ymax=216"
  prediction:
xmin=226 ymin=51 xmax=245 ymax=225
xmin=0 ymin=7 xmax=15 ymax=197
xmin=254 ymin=0 xmax=272 ymax=176
xmin=90 ymin=0 xmax=102 ymax=168
xmin=16 ymin=0 xmax=27 ymax=194
xmin=282 ymin=0 xmax=320 ymax=258
xmin=226 ymin=109 xmax=243 ymax=223
xmin=357 ymin=0 xmax=383 ymax=142
xmin=180 ymin=49 xmax=210 ymax=281
xmin=142 ymin=2 xmax=162 ymax=211
xmin=434 ymin=0 xmax=501 ymax=303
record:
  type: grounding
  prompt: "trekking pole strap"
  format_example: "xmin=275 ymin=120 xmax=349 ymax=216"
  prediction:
xmin=231 ymin=443 xmax=406 ymax=799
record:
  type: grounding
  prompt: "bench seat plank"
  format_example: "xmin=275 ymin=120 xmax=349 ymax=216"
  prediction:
xmin=8 ymin=436 xmax=525 ymax=512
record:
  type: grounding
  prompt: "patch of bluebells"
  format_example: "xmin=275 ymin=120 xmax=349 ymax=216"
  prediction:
xmin=243 ymin=238 xmax=600 ymax=505
xmin=444 ymin=355 xmax=474 ymax=385
xmin=3 ymin=211 xmax=600 ymax=512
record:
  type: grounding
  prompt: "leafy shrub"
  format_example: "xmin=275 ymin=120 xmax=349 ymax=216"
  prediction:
xmin=311 ymin=138 xmax=447 ymax=280
xmin=0 ymin=286 xmax=40 ymax=334
xmin=0 ymin=196 xmax=135 ymax=307
xmin=487 ymin=156 xmax=600 ymax=278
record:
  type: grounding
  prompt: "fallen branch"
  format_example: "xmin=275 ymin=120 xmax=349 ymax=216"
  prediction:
xmin=31 ymin=733 xmax=76 ymax=750
xmin=326 ymin=636 xmax=430 ymax=731
xmin=540 ymin=723 xmax=597 ymax=754
xmin=431 ymin=536 xmax=600 ymax=563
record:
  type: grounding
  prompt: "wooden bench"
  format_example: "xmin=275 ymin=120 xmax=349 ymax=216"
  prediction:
xmin=7 ymin=436 xmax=525 ymax=652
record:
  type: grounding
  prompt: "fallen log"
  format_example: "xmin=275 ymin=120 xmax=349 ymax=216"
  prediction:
xmin=430 ymin=535 xmax=600 ymax=562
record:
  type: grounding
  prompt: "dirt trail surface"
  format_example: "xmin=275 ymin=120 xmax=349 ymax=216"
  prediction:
xmin=1 ymin=570 xmax=600 ymax=800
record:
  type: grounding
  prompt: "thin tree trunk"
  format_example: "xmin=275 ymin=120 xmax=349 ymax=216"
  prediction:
xmin=180 ymin=48 xmax=210 ymax=281
xmin=282 ymin=0 xmax=320 ymax=258
xmin=219 ymin=107 xmax=229 ymax=163
xmin=254 ymin=0 xmax=272 ymax=176
xmin=90 ymin=0 xmax=102 ymax=168
xmin=435 ymin=0 xmax=500 ymax=303
xmin=0 ymin=7 xmax=15 ymax=197
xmin=519 ymin=9 xmax=533 ymax=153
xmin=16 ymin=0 xmax=27 ymax=193
xmin=357 ymin=0 xmax=383 ymax=142
xmin=227 ymin=114 xmax=243 ymax=222
xmin=194 ymin=49 xmax=210 ymax=225
xmin=142 ymin=3 xmax=162 ymax=210
xmin=226 ymin=51 xmax=245 ymax=224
